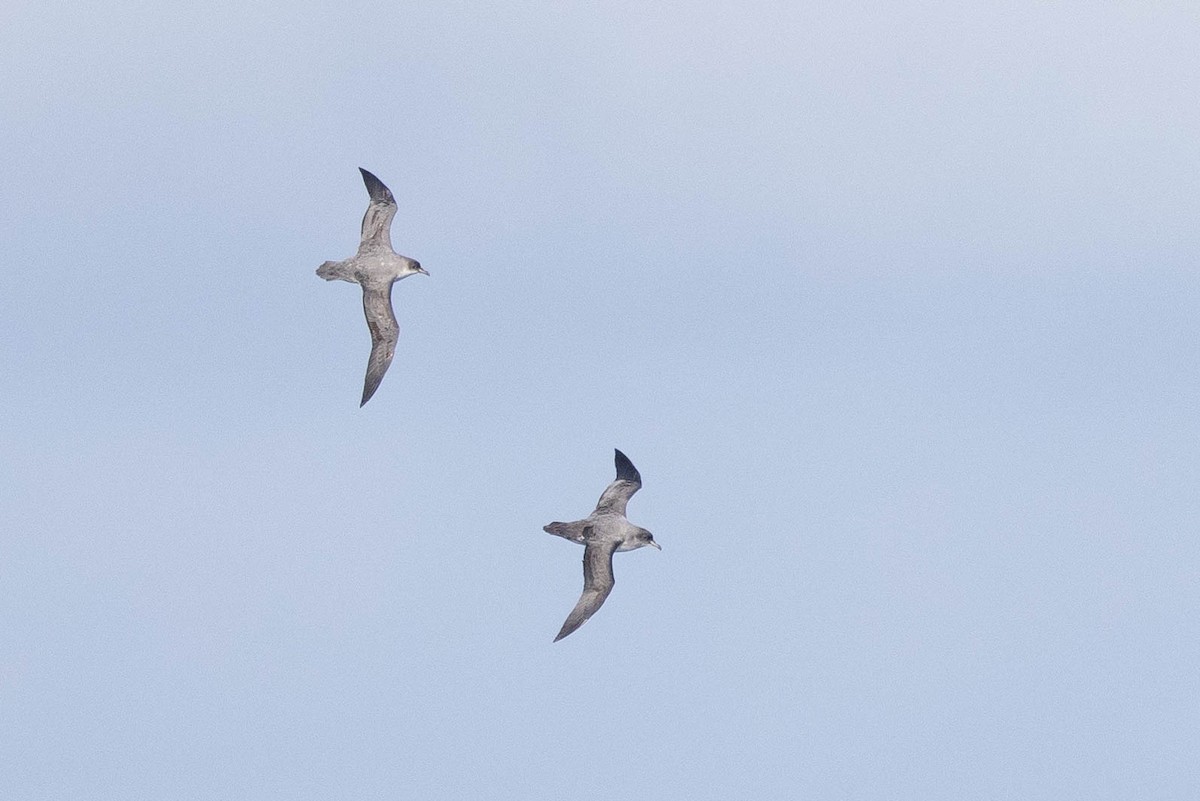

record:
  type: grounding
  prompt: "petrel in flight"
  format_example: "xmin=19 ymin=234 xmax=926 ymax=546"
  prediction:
xmin=544 ymin=449 xmax=660 ymax=642
xmin=317 ymin=168 xmax=428 ymax=406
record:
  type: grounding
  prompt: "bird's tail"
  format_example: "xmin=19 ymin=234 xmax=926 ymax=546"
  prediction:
xmin=316 ymin=260 xmax=355 ymax=282
xmin=544 ymin=521 xmax=587 ymax=544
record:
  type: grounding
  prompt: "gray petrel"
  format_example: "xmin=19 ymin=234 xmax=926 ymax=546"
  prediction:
xmin=317 ymin=168 xmax=427 ymax=406
xmin=544 ymin=449 xmax=660 ymax=641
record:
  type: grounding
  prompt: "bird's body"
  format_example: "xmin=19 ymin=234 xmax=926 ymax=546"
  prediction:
xmin=544 ymin=449 xmax=660 ymax=642
xmin=317 ymin=168 xmax=427 ymax=406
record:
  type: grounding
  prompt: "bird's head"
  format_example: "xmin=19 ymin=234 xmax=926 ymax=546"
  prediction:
xmin=405 ymin=258 xmax=429 ymax=277
xmin=636 ymin=528 xmax=661 ymax=551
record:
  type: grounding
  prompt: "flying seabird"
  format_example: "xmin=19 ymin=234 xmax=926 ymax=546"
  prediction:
xmin=544 ymin=449 xmax=661 ymax=642
xmin=317 ymin=168 xmax=428 ymax=406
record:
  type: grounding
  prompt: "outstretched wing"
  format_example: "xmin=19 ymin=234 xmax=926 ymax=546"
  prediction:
xmin=554 ymin=536 xmax=618 ymax=642
xmin=593 ymin=449 xmax=642 ymax=516
xmin=360 ymin=283 xmax=399 ymax=406
xmin=358 ymin=168 xmax=398 ymax=249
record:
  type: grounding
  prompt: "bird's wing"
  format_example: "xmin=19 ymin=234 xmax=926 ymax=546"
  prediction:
xmin=358 ymin=168 xmax=398 ymax=249
xmin=593 ymin=449 xmax=642 ymax=516
xmin=554 ymin=535 xmax=618 ymax=642
xmin=359 ymin=283 xmax=399 ymax=406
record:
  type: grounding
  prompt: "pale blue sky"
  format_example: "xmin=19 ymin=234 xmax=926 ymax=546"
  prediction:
xmin=2 ymin=2 xmax=1198 ymax=798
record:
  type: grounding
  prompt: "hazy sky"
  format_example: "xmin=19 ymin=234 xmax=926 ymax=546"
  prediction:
xmin=3 ymin=2 xmax=1198 ymax=798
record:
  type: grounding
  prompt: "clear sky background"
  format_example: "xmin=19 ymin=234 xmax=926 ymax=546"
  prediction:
xmin=2 ymin=2 xmax=1198 ymax=798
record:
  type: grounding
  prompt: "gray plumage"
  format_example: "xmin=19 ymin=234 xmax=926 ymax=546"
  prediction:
xmin=317 ymin=168 xmax=428 ymax=406
xmin=544 ymin=449 xmax=660 ymax=642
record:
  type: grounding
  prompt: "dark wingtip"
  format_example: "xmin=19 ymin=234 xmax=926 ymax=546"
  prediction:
xmin=360 ymin=371 xmax=384 ymax=406
xmin=358 ymin=167 xmax=394 ymax=203
xmin=613 ymin=449 xmax=641 ymax=484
